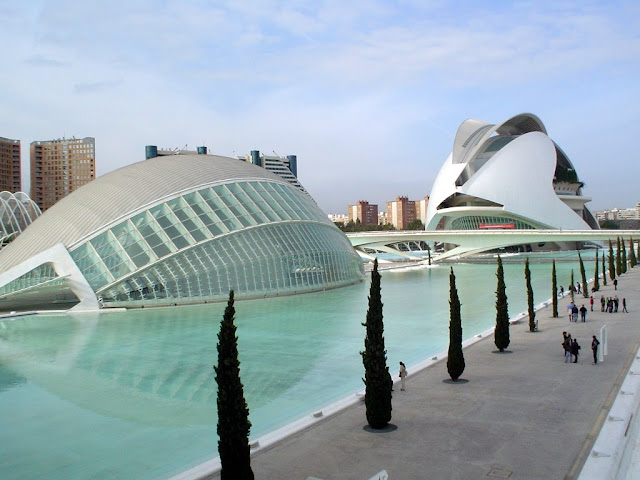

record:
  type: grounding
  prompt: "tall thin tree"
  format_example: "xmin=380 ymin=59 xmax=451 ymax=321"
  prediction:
xmin=616 ymin=237 xmax=622 ymax=276
xmin=552 ymin=260 xmax=558 ymax=318
xmin=630 ymin=238 xmax=637 ymax=268
xmin=602 ymin=249 xmax=608 ymax=286
xmin=593 ymin=250 xmax=600 ymax=292
xmin=525 ymin=258 xmax=536 ymax=332
xmin=215 ymin=290 xmax=254 ymax=480
xmin=637 ymin=238 xmax=640 ymax=268
xmin=609 ymin=240 xmax=616 ymax=282
xmin=621 ymin=238 xmax=627 ymax=273
xmin=447 ymin=267 xmax=465 ymax=381
xmin=578 ymin=252 xmax=588 ymax=298
xmin=494 ymin=255 xmax=510 ymax=352
xmin=361 ymin=259 xmax=392 ymax=429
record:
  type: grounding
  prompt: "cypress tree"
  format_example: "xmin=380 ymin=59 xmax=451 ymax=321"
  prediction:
xmin=361 ymin=259 xmax=392 ymax=429
xmin=494 ymin=255 xmax=510 ymax=352
xmin=616 ymin=237 xmax=622 ymax=276
xmin=215 ymin=290 xmax=254 ymax=480
xmin=630 ymin=238 xmax=637 ymax=268
xmin=578 ymin=252 xmax=588 ymax=298
xmin=551 ymin=260 xmax=558 ymax=318
xmin=525 ymin=258 xmax=535 ymax=332
xmin=609 ymin=240 xmax=616 ymax=281
xmin=602 ymin=250 xmax=607 ymax=286
xmin=637 ymin=239 xmax=640 ymax=268
xmin=593 ymin=250 xmax=600 ymax=292
xmin=447 ymin=267 xmax=465 ymax=381
xmin=621 ymin=239 xmax=627 ymax=273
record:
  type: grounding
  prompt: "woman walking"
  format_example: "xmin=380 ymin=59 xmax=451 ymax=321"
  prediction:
xmin=399 ymin=362 xmax=408 ymax=391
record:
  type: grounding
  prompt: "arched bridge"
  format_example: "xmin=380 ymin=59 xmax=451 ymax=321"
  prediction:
xmin=345 ymin=230 xmax=638 ymax=261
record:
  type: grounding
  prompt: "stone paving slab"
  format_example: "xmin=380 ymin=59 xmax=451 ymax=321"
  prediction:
xmin=211 ymin=266 xmax=640 ymax=480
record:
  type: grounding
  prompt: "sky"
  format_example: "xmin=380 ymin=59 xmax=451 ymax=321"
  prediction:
xmin=1 ymin=0 xmax=639 ymax=215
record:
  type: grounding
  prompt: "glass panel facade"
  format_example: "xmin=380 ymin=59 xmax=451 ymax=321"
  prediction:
xmin=98 ymin=222 xmax=362 ymax=306
xmin=450 ymin=215 xmax=535 ymax=230
xmin=0 ymin=264 xmax=58 ymax=295
xmin=67 ymin=180 xmax=363 ymax=307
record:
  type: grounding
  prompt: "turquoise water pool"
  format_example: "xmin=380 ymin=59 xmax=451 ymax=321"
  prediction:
xmin=0 ymin=251 xmax=599 ymax=479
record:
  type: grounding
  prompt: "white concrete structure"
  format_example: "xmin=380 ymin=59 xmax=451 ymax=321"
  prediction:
xmin=426 ymin=113 xmax=598 ymax=238
xmin=0 ymin=191 xmax=41 ymax=246
xmin=0 ymin=153 xmax=363 ymax=312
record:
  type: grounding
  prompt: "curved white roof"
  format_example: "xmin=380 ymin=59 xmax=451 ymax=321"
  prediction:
xmin=0 ymin=154 xmax=295 ymax=271
xmin=426 ymin=113 xmax=593 ymax=232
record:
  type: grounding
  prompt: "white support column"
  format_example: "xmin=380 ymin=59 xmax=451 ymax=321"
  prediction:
xmin=600 ymin=324 xmax=608 ymax=363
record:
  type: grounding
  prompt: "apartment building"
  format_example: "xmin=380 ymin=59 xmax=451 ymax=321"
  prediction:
xmin=0 ymin=137 xmax=21 ymax=192
xmin=30 ymin=137 xmax=95 ymax=211
xmin=348 ymin=200 xmax=379 ymax=227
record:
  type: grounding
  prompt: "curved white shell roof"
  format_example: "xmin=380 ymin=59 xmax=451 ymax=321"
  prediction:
xmin=0 ymin=154 xmax=294 ymax=271
xmin=426 ymin=113 xmax=593 ymax=232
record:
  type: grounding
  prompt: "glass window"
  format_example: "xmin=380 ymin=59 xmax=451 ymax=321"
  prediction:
xmin=167 ymin=196 xmax=211 ymax=243
xmin=130 ymin=211 xmax=175 ymax=258
xmin=202 ymin=187 xmax=243 ymax=231
xmin=149 ymin=203 xmax=193 ymax=250
xmin=111 ymin=220 xmax=155 ymax=268
xmin=214 ymin=184 xmax=256 ymax=228
xmin=188 ymin=194 xmax=227 ymax=236
xmin=90 ymin=230 xmax=133 ymax=280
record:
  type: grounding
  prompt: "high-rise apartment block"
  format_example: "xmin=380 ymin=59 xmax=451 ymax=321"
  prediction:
xmin=386 ymin=195 xmax=429 ymax=230
xmin=239 ymin=150 xmax=306 ymax=194
xmin=30 ymin=137 xmax=95 ymax=211
xmin=0 ymin=137 xmax=22 ymax=192
xmin=348 ymin=201 xmax=379 ymax=227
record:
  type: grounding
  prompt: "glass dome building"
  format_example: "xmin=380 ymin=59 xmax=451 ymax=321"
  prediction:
xmin=0 ymin=154 xmax=363 ymax=311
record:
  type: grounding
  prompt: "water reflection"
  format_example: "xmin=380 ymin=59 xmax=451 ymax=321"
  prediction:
xmin=0 ymin=253 xmax=598 ymax=479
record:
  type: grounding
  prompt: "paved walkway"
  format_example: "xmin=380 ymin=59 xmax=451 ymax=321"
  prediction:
xmin=215 ymin=266 xmax=640 ymax=480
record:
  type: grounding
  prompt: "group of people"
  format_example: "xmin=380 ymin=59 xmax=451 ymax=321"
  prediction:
xmin=599 ymin=295 xmax=628 ymax=313
xmin=566 ymin=302 xmax=588 ymax=322
xmin=558 ymin=282 xmax=584 ymax=298
xmin=563 ymin=332 xmax=600 ymax=364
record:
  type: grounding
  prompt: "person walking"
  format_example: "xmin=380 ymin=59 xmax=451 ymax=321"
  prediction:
xmin=614 ymin=296 xmax=619 ymax=313
xmin=592 ymin=335 xmax=600 ymax=364
xmin=590 ymin=296 xmax=594 ymax=311
xmin=579 ymin=304 xmax=587 ymax=322
xmin=623 ymin=298 xmax=628 ymax=313
xmin=571 ymin=338 xmax=581 ymax=363
xmin=572 ymin=304 xmax=579 ymax=323
xmin=398 ymin=361 xmax=407 ymax=391
xmin=559 ymin=286 xmax=564 ymax=298
xmin=614 ymin=278 xmax=618 ymax=290
xmin=601 ymin=295 xmax=605 ymax=312
xmin=567 ymin=302 xmax=575 ymax=321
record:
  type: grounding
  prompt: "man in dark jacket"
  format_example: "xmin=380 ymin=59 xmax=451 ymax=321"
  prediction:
xmin=592 ymin=335 xmax=600 ymax=364
xmin=579 ymin=304 xmax=587 ymax=322
xmin=571 ymin=338 xmax=580 ymax=363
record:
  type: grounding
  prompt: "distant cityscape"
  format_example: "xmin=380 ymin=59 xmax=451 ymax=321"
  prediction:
xmin=595 ymin=203 xmax=640 ymax=222
xmin=1 ymin=134 xmax=639 ymax=230
xmin=330 ymin=199 xmax=640 ymax=231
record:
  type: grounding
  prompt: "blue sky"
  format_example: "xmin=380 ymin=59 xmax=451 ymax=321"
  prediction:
xmin=1 ymin=0 xmax=639 ymax=214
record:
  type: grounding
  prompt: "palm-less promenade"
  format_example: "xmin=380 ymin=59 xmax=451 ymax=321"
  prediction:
xmin=217 ymin=266 xmax=640 ymax=480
